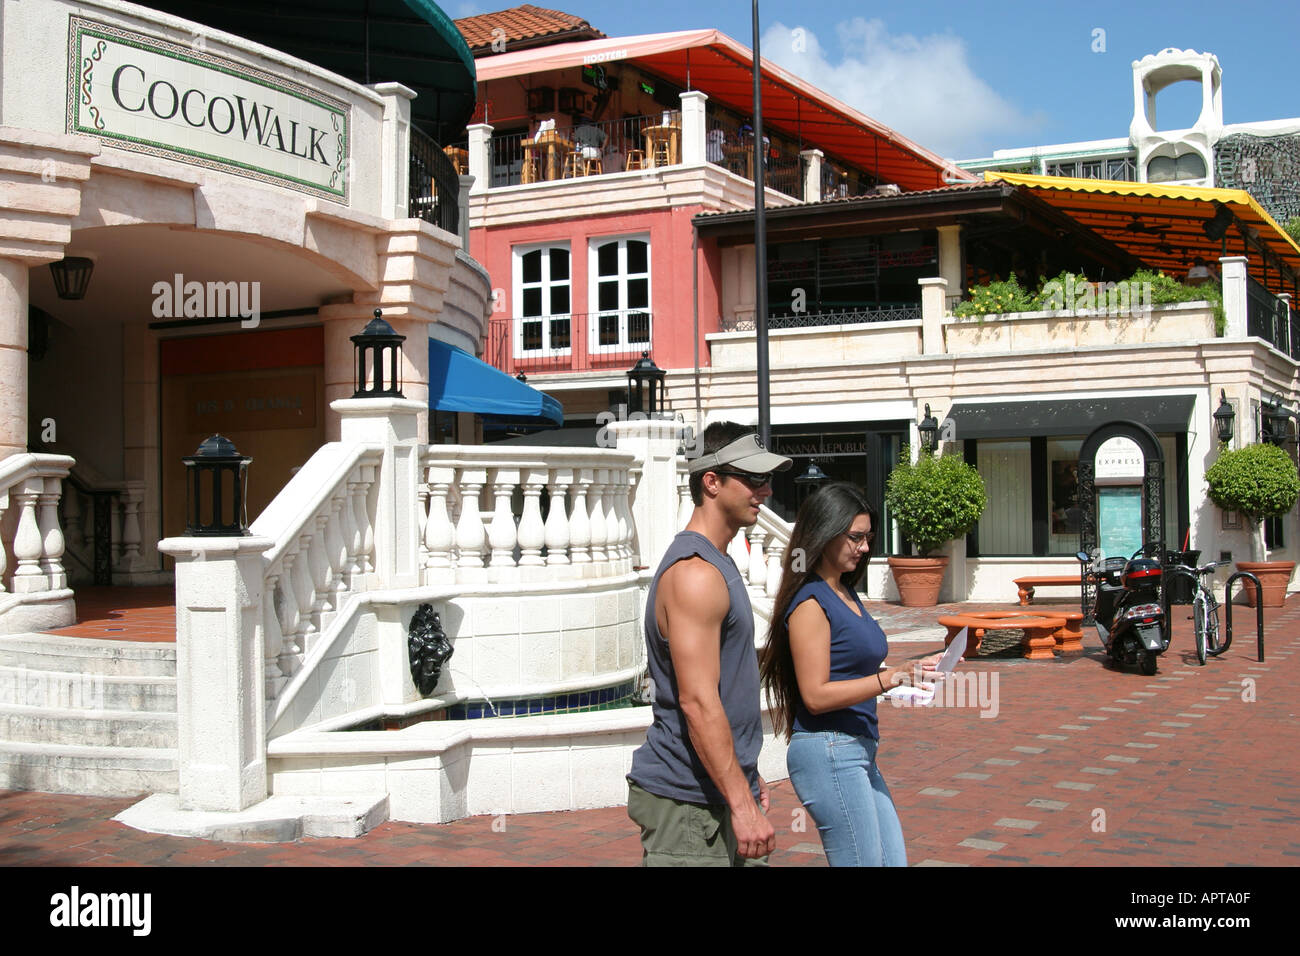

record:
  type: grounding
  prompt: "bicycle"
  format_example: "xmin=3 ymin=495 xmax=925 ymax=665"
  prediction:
xmin=1165 ymin=560 xmax=1227 ymax=665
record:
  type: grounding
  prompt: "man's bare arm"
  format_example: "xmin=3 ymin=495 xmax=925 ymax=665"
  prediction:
xmin=658 ymin=557 xmax=775 ymax=858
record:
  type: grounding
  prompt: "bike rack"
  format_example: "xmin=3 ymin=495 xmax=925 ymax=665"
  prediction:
xmin=1223 ymin=571 xmax=1265 ymax=662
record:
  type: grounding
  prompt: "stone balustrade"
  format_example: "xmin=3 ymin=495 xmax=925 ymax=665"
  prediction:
xmin=421 ymin=445 xmax=639 ymax=585
xmin=250 ymin=443 xmax=384 ymax=701
xmin=0 ymin=453 xmax=76 ymax=632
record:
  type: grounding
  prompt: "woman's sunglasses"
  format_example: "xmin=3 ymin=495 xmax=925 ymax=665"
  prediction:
xmin=844 ymin=531 xmax=875 ymax=546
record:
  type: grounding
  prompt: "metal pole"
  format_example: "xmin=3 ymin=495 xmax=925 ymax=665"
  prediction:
xmin=752 ymin=0 xmax=771 ymax=447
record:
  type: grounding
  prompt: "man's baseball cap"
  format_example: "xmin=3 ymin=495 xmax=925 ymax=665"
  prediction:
xmin=688 ymin=433 xmax=793 ymax=475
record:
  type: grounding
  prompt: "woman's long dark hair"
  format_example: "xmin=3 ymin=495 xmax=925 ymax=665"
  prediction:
xmin=759 ymin=482 xmax=876 ymax=741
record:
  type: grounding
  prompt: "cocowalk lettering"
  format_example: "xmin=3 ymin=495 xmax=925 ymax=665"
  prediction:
xmin=67 ymin=17 xmax=350 ymax=201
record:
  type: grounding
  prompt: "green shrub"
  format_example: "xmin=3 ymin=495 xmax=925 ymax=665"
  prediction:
xmin=953 ymin=274 xmax=1034 ymax=318
xmin=1204 ymin=443 xmax=1300 ymax=524
xmin=884 ymin=452 xmax=987 ymax=555
xmin=1284 ymin=216 xmax=1300 ymax=247
xmin=955 ymin=268 xmax=1223 ymax=333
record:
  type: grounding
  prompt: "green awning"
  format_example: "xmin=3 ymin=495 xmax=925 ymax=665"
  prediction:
xmin=137 ymin=1 xmax=476 ymax=142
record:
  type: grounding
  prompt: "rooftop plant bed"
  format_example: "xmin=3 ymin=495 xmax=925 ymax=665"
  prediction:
xmin=953 ymin=269 xmax=1224 ymax=334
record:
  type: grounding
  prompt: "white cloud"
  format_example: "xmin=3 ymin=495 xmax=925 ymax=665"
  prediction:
xmin=762 ymin=19 xmax=1044 ymax=160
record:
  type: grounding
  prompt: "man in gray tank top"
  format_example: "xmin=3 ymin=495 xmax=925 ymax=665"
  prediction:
xmin=627 ymin=422 xmax=791 ymax=865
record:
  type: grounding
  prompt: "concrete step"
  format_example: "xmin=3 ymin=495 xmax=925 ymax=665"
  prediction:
xmin=0 ymin=740 xmax=177 ymax=796
xmin=116 ymin=792 xmax=389 ymax=842
xmin=0 ymin=664 xmax=176 ymax=712
xmin=0 ymin=704 xmax=176 ymax=748
xmin=0 ymin=634 xmax=175 ymax=677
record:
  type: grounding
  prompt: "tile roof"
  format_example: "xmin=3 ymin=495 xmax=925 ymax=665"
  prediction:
xmin=454 ymin=4 xmax=604 ymax=56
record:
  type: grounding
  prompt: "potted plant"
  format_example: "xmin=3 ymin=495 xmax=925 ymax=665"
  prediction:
xmin=1204 ymin=442 xmax=1300 ymax=607
xmin=884 ymin=451 xmax=987 ymax=606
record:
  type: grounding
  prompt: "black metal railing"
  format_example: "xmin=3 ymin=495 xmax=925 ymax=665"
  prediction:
xmin=705 ymin=110 xmax=805 ymax=199
xmin=485 ymin=312 xmax=654 ymax=375
xmin=723 ymin=304 xmax=922 ymax=332
xmin=1246 ymin=275 xmax=1292 ymax=356
xmin=409 ymin=125 xmax=460 ymax=234
xmin=489 ymin=114 xmax=673 ymax=187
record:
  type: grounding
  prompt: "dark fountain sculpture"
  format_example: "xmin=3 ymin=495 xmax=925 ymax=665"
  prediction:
xmin=408 ymin=603 xmax=454 ymax=696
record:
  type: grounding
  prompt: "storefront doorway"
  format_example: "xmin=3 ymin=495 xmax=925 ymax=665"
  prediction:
xmin=769 ymin=422 xmax=908 ymax=553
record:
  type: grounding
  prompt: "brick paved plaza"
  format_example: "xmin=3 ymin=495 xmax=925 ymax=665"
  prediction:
xmin=2 ymin=595 xmax=1296 ymax=869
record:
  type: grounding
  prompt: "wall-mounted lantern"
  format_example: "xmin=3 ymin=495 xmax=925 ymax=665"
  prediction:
xmin=49 ymin=257 xmax=95 ymax=300
xmin=182 ymin=434 xmax=250 ymax=536
xmin=1264 ymin=391 xmax=1296 ymax=447
xmin=918 ymin=403 xmax=939 ymax=454
xmin=1213 ymin=389 xmax=1235 ymax=446
xmin=351 ymin=309 xmax=405 ymax=398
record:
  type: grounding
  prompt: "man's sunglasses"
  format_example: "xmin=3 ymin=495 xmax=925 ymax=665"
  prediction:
xmin=715 ymin=469 xmax=774 ymax=488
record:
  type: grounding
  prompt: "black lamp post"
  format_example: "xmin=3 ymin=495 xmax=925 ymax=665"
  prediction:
xmin=49 ymin=257 xmax=94 ymax=300
xmin=627 ymin=351 xmax=665 ymax=415
xmin=183 ymin=434 xmax=251 ymax=536
xmin=351 ymin=309 xmax=405 ymax=398
xmin=1213 ymin=389 xmax=1235 ymax=445
xmin=918 ymin=403 xmax=939 ymax=454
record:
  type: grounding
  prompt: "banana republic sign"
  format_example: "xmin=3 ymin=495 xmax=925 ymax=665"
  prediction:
xmin=66 ymin=18 xmax=350 ymax=202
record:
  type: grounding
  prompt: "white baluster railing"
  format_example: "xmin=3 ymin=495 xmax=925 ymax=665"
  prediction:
xmin=0 ymin=454 xmax=74 ymax=598
xmin=250 ymin=442 xmax=382 ymax=700
xmin=420 ymin=446 xmax=638 ymax=585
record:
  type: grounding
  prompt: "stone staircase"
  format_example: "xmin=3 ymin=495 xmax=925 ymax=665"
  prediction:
xmin=0 ymin=633 xmax=178 ymax=796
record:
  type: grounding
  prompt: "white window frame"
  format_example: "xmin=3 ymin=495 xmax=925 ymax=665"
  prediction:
xmin=512 ymin=242 xmax=572 ymax=358
xmin=588 ymin=235 xmax=652 ymax=355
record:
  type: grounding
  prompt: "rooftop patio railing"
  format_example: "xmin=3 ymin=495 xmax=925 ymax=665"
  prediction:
xmin=489 ymin=113 xmax=676 ymax=187
xmin=1246 ymin=275 xmax=1296 ymax=358
xmin=705 ymin=110 xmax=803 ymax=198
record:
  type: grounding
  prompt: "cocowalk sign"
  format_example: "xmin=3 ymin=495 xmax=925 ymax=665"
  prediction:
xmin=66 ymin=18 xmax=350 ymax=202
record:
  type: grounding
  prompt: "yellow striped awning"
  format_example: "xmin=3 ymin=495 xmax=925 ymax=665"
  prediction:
xmin=985 ymin=171 xmax=1300 ymax=295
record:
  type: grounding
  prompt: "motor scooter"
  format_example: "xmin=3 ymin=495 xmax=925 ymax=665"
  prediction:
xmin=1076 ymin=549 xmax=1168 ymax=675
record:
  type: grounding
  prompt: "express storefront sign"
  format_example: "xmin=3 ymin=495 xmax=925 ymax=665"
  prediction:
xmin=67 ymin=17 xmax=350 ymax=201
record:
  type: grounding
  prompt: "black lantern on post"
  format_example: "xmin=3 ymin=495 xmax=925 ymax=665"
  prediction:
xmin=1213 ymin=389 xmax=1235 ymax=446
xmin=918 ymin=403 xmax=939 ymax=454
xmin=351 ymin=309 xmax=405 ymax=398
xmin=48 ymin=257 xmax=95 ymax=300
xmin=627 ymin=351 xmax=665 ymax=415
xmin=793 ymin=458 xmax=829 ymax=504
xmin=182 ymin=434 xmax=251 ymax=536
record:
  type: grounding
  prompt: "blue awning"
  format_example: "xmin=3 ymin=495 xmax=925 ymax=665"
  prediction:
xmin=427 ymin=338 xmax=564 ymax=424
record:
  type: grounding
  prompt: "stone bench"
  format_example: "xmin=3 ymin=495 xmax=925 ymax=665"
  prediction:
xmin=938 ymin=611 xmax=1083 ymax=660
xmin=1013 ymin=575 xmax=1080 ymax=606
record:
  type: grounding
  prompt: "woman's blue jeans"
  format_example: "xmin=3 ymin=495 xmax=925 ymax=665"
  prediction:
xmin=786 ymin=730 xmax=907 ymax=867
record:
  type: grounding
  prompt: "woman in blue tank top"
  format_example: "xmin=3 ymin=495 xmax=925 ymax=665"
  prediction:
xmin=759 ymin=482 xmax=940 ymax=866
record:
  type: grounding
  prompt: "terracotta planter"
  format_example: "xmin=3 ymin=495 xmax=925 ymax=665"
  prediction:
xmin=1235 ymin=561 xmax=1296 ymax=608
xmin=887 ymin=555 xmax=950 ymax=607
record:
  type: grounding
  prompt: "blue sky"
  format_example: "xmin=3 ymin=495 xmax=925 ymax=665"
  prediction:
xmin=452 ymin=0 xmax=1300 ymax=159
